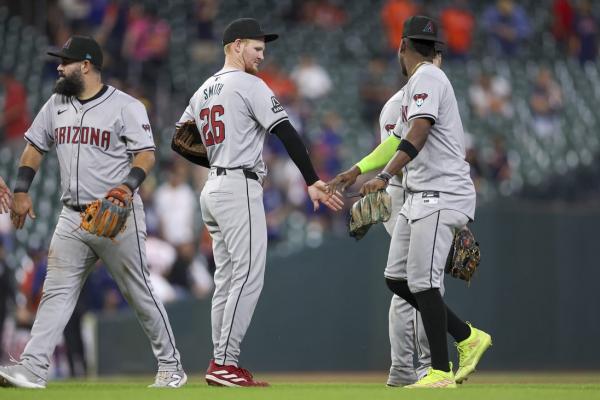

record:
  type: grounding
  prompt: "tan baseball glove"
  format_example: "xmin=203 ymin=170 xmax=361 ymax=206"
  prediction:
xmin=80 ymin=187 xmax=131 ymax=239
xmin=348 ymin=190 xmax=392 ymax=240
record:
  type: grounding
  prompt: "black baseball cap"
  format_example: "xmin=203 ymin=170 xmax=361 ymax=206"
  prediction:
xmin=222 ymin=18 xmax=278 ymax=46
xmin=402 ymin=16 xmax=444 ymax=43
xmin=47 ymin=35 xmax=103 ymax=69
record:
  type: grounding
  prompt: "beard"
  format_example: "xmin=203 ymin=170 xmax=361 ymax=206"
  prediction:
xmin=400 ymin=57 xmax=408 ymax=77
xmin=245 ymin=64 xmax=259 ymax=75
xmin=54 ymin=70 xmax=84 ymax=97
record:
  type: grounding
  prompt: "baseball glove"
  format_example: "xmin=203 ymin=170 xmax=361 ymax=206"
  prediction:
xmin=348 ymin=190 xmax=392 ymax=240
xmin=444 ymin=226 xmax=481 ymax=284
xmin=80 ymin=187 xmax=131 ymax=239
xmin=172 ymin=120 xmax=207 ymax=159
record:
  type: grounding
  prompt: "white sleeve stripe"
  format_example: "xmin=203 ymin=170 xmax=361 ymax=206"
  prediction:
xmin=267 ymin=116 xmax=289 ymax=133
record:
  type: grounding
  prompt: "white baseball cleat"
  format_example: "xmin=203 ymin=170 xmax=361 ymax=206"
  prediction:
xmin=148 ymin=370 xmax=188 ymax=388
xmin=0 ymin=364 xmax=47 ymax=389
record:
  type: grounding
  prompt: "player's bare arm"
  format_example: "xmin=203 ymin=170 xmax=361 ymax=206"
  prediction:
xmin=11 ymin=143 xmax=43 ymax=229
xmin=361 ymin=118 xmax=431 ymax=196
xmin=0 ymin=176 xmax=12 ymax=214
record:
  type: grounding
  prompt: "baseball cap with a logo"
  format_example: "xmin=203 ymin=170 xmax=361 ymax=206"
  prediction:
xmin=222 ymin=18 xmax=278 ymax=46
xmin=402 ymin=16 xmax=444 ymax=43
xmin=47 ymin=35 xmax=103 ymax=69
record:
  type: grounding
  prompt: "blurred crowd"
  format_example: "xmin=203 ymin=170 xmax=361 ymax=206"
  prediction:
xmin=0 ymin=0 xmax=595 ymax=375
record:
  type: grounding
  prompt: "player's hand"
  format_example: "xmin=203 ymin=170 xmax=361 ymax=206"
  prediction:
xmin=360 ymin=178 xmax=387 ymax=196
xmin=10 ymin=192 xmax=36 ymax=229
xmin=0 ymin=176 xmax=12 ymax=214
xmin=107 ymin=185 xmax=132 ymax=207
xmin=326 ymin=165 xmax=361 ymax=195
xmin=308 ymin=180 xmax=344 ymax=212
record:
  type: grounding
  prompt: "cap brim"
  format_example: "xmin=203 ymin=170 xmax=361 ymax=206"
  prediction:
xmin=47 ymin=49 xmax=81 ymax=61
xmin=404 ymin=34 xmax=445 ymax=44
xmin=264 ymin=33 xmax=278 ymax=42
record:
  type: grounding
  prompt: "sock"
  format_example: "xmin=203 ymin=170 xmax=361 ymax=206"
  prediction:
xmin=413 ymin=289 xmax=450 ymax=372
xmin=386 ymin=278 xmax=471 ymax=342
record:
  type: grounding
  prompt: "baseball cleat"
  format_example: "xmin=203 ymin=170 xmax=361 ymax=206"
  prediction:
xmin=148 ymin=370 xmax=188 ymax=388
xmin=404 ymin=363 xmax=456 ymax=388
xmin=205 ymin=359 xmax=269 ymax=387
xmin=455 ymin=323 xmax=492 ymax=383
xmin=0 ymin=364 xmax=47 ymax=389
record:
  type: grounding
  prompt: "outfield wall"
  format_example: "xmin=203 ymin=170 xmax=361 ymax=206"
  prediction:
xmin=96 ymin=202 xmax=600 ymax=374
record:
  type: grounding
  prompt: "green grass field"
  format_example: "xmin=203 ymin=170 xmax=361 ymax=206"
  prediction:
xmin=1 ymin=372 xmax=599 ymax=400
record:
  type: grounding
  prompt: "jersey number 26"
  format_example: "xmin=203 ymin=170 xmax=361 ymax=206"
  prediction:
xmin=199 ymin=105 xmax=225 ymax=146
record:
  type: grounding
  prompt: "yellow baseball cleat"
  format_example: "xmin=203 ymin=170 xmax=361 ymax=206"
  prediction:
xmin=455 ymin=323 xmax=492 ymax=383
xmin=404 ymin=364 xmax=457 ymax=388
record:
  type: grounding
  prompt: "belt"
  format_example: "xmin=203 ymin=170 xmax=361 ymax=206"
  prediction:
xmin=64 ymin=203 xmax=88 ymax=212
xmin=215 ymin=167 xmax=259 ymax=181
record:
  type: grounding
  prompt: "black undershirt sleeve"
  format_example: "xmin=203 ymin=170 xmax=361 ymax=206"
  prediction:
xmin=271 ymin=120 xmax=319 ymax=186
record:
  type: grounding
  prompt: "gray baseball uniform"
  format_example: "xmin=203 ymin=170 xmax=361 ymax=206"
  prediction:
xmin=179 ymin=67 xmax=288 ymax=367
xmin=18 ymin=86 xmax=182 ymax=381
xmin=379 ymin=89 xmax=433 ymax=385
xmin=386 ymin=63 xmax=475 ymax=293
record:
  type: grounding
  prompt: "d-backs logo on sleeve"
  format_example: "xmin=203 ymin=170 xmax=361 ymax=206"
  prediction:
xmin=270 ymin=96 xmax=284 ymax=113
xmin=413 ymin=93 xmax=428 ymax=107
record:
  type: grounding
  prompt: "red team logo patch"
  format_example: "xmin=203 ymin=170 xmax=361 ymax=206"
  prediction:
xmin=413 ymin=93 xmax=428 ymax=107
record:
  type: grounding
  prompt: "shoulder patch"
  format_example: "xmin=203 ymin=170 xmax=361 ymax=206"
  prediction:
xmin=413 ymin=93 xmax=428 ymax=107
xmin=271 ymin=96 xmax=284 ymax=113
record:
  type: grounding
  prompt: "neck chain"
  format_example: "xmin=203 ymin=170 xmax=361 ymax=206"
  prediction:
xmin=410 ymin=61 xmax=432 ymax=77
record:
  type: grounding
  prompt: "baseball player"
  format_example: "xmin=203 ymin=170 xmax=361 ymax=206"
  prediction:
xmin=174 ymin=18 xmax=343 ymax=387
xmin=0 ymin=36 xmax=186 ymax=389
xmin=329 ymin=50 xmax=444 ymax=386
xmin=359 ymin=16 xmax=492 ymax=388
xmin=0 ymin=177 xmax=11 ymax=214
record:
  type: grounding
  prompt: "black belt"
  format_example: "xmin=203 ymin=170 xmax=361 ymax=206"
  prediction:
xmin=64 ymin=203 xmax=88 ymax=212
xmin=216 ymin=167 xmax=259 ymax=181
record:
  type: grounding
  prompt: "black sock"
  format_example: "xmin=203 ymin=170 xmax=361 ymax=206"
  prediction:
xmin=386 ymin=278 xmax=471 ymax=343
xmin=413 ymin=289 xmax=449 ymax=372
xmin=447 ymin=307 xmax=471 ymax=343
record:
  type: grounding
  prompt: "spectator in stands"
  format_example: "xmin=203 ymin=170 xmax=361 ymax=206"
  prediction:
xmin=529 ymin=67 xmax=563 ymax=137
xmin=572 ymin=0 xmax=598 ymax=65
xmin=122 ymin=3 xmax=170 ymax=91
xmin=440 ymin=0 xmax=475 ymax=60
xmin=95 ymin=0 xmax=130 ymax=79
xmin=57 ymin=0 xmax=92 ymax=33
xmin=154 ymin=161 xmax=198 ymax=293
xmin=359 ymin=57 xmax=395 ymax=128
xmin=257 ymin=61 xmax=297 ymax=103
xmin=381 ymin=0 xmax=418 ymax=53
xmin=482 ymin=0 xmax=531 ymax=57
xmin=469 ymin=72 xmax=513 ymax=119
xmin=0 ymin=69 xmax=30 ymax=150
xmin=291 ymin=55 xmax=333 ymax=101
xmin=300 ymin=0 xmax=347 ymax=30
xmin=486 ymin=135 xmax=511 ymax=185
xmin=552 ymin=0 xmax=574 ymax=49
xmin=313 ymin=112 xmax=344 ymax=180
xmin=189 ymin=0 xmax=220 ymax=64
xmin=464 ymin=132 xmax=484 ymax=193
